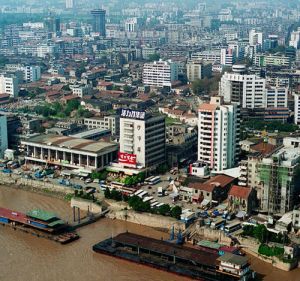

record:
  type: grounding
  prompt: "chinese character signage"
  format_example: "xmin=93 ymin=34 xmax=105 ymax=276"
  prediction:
xmin=118 ymin=152 xmax=137 ymax=165
xmin=120 ymin=108 xmax=146 ymax=120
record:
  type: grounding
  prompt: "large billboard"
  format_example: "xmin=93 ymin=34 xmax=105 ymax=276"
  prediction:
xmin=118 ymin=152 xmax=137 ymax=166
xmin=120 ymin=108 xmax=146 ymax=120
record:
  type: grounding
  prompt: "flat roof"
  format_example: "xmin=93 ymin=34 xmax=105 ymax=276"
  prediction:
xmin=26 ymin=209 xmax=58 ymax=222
xmin=112 ymin=232 xmax=218 ymax=267
xmin=217 ymin=252 xmax=249 ymax=266
xmin=71 ymin=128 xmax=111 ymax=138
xmin=22 ymin=134 xmax=118 ymax=155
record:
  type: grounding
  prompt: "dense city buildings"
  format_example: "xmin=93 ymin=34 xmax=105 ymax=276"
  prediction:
xmin=1 ymin=0 xmax=300 ymax=279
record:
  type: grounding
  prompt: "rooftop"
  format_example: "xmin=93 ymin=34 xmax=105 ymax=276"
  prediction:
xmin=229 ymin=185 xmax=253 ymax=199
xmin=26 ymin=209 xmax=58 ymax=222
xmin=22 ymin=134 xmax=118 ymax=155
xmin=217 ymin=252 xmax=249 ymax=266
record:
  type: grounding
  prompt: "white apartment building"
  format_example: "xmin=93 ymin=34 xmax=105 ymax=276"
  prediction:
xmin=186 ymin=60 xmax=212 ymax=82
xmin=198 ymin=96 xmax=240 ymax=172
xmin=119 ymin=109 xmax=166 ymax=168
xmin=143 ymin=60 xmax=178 ymax=88
xmin=220 ymin=48 xmax=236 ymax=67
xmin=289 ymin=28 xmax=300 ymax=49
xmin=294 ymin=93 xmax=300 ymax=125
xmin=83 ymin=115 xmax=120 ymax=136
xmin=0 ymin=115 xmax=8 ymax=159
xmin=219 ymin=70 xmax=266 ymax=109
xmin=191 ymin=50 xmax=221 ymax=64
xmin=70 ymin=84 xmax=92 ymax=98
xmin=0 ymin=74 xmax=19 ymax=98
xmin=24 ymin=66 xmax=41 ymax=82
xmin=124 ymin=18 xmax=141 ymax=32
xmin=249 ymin=29 xmax=263 ymax=46
xmin=37 ymin=44 xmax=55 ymax=58
xmin=266 ymin=87 xmax=288 ymax=108
xmin=66 ymin=0 xmax=75 ymax=9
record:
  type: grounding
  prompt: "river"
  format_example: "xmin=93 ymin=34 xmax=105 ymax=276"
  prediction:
xmin=0 ymin=185 xmax=299 ymax=281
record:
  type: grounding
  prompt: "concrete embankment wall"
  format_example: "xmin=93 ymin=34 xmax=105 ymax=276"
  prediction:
xmin=71 ymin=197 xmax=102 ymax=214
xmin=106 ymin=200 xmax=185 ymax=231
xmin=0 ymin=173 xmax=73 ymax=196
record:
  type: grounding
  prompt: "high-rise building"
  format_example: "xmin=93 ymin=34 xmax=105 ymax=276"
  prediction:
xmin=289 ymin=28 xmax=300 ymax=49
xmin=0 ymin=74 xmax=19 ymax=98
xmin=257 ymin=138 xmax=300 ymax=214
xmin=91 ymin=9 xmax=106 ymax=37
xmin=24 ymin=66 xmax=41 ymax=83
xmin=119 ymin=109 xmax=166 ymax=168
xmin=266 ymin=86 xmax=288 ymax=108
xmin=220 ymin=48 xmax=236 ymax=67
xmin=186 ymin=60 xmax=212 ymax=82
xmin=294 ymin=93 xmax=300 ymax=125
xmin=249 ymin=29 xmax=263 ymax=46
xmin=143 ymin=60 xmax=178 ymax=88
xmin=66 ymin=0 xmax=75 ymax=9
xmin=198 ymin=96 xmax=240 ymax=172
xmin=0 ymin=115 xmax=8 ymax=158
xmin=219 ymin=65 xmax=266 ymax=109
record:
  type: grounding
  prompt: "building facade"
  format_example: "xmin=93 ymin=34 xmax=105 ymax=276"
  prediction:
xmin=0 ymin=115 xmax=8 ymax=158
xmin=83 ymin=115 xmax=120 ymax=136
xmin=143 ymin=60 xmax=178 ymax=88
xmin=0 ymin=74 xmax=19 ymax=98
xmin=198 ymin=97 xmax=240 ymax=172
xmin=22 ymin=134 xmax=118 ymax=172
xmin=186 ymin=59 xmax=212 ymax=82
xmin=220 ymin=70 xmax=266 ymax=109
xmin=91 ymin=9 xmax=106 ymax=37
xmin=119 ymin=109 xmax=166 ymax=168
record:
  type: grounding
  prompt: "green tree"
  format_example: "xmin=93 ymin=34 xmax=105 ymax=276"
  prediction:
xmin=104 ymin=187 xmax=111 ymax=199
xmin=171 ymin=206 xmax=182 ymax=220
xmin=191 ymin=78 xmax=210 ymax=95
xmin=158 ymin=204 xmax=171 ymax=216
xmin=254 ymin=224 xmax=268 ymax=243
xmin=148 ymin=53 xmax=160 ymax=61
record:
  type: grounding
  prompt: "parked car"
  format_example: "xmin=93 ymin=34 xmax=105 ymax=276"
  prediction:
xmin=85 ymin=178 xmax=93 ymax=184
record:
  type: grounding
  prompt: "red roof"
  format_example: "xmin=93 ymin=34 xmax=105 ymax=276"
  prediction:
xmin=189 ymin=175 xmax=235 ymax=192
xmin=0 ymin=207 xmax=28 ymax=224
xmin=205 ymin=175 xmax=235 ymax=188
xmin=250 ymin=142 xmax=277 ymax=156
xmin=229 ymin=185 xmax=252 ymax=199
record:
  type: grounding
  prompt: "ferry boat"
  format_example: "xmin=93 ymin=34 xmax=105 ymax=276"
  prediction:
xmin=0 ymin=207 xmax=79 ymax=244
xmin=93 ymin=232 xmax=256 ymax=281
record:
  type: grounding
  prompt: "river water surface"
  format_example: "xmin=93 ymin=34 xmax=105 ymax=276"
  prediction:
xmin=0 ymin=185 xmax=300 ymax=281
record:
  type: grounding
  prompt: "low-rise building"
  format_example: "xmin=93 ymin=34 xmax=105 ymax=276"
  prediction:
xmin=189 ymin=175 xmax=235 ymax=205
xmin=228 ymin=185 xmax=256 ymax=214
xmin=83 ymin=115 xmax=120 ymax=136
xmin=22 ymin=134 xmax=118 ymax=172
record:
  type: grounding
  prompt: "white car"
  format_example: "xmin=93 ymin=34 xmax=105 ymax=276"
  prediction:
xmin=85 ymin=178 xmax=93 ymax=184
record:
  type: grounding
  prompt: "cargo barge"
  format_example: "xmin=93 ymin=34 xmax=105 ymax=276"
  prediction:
xmin=93 ymin=232 xmax=256 ymax=281
xmin=0 ymin=207 xmax=79 ymax=244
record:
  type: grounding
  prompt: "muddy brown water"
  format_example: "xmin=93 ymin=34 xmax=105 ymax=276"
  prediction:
xmin=0 ymin=185 xmax=299 ymax=281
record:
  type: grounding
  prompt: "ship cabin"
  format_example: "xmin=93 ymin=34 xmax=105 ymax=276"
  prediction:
xmin=26 ymin=209 xmax=65 ymax=233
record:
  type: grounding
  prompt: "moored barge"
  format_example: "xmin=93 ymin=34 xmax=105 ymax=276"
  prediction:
xmin=93 ymin=232 xmax=256 ymax=281
xmin=0 ymin=207 xmax=79 ymax=244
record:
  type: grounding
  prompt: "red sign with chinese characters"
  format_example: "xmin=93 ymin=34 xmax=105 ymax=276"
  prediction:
xmin=118 ymin=152 xmax=137 ymax=165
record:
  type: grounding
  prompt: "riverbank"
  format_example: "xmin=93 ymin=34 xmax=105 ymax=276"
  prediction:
xmin=1 ymin=185 xmax=300 ymax=281
xmin=0 ymin=172 xmax=72 ymax=200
